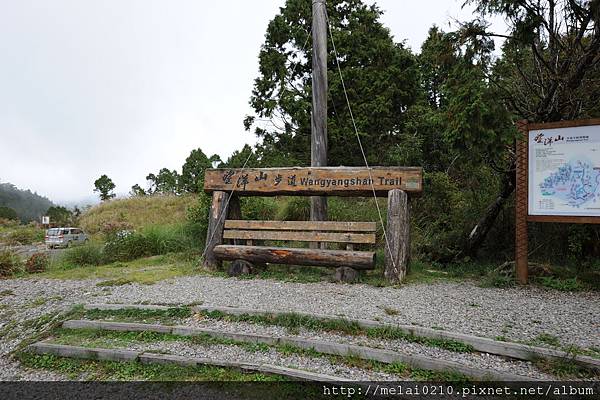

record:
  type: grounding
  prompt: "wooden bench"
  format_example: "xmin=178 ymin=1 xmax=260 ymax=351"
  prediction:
xmin=202 ymin=167 xmax=423 ymax=283
xmin=214 ymin=220 xmax=377 ymax=270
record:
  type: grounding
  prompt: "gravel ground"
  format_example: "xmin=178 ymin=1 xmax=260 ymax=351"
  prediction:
xmin=0 ymin=275 xmax=598 ymax=380
xmin=102 ymin=276 xmax=600 ymax=349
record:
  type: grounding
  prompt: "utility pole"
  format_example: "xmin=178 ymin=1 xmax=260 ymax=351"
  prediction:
xmin=311 ymin=0 xmax=328 ymax=223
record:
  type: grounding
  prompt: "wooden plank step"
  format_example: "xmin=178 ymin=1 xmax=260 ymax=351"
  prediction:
xmin=27 ymin=342 xmax=349 ymax=382
xmin=223 ymin=230 xmax=376 ymax=244
xmin=213 ymin=245 xmax=376 ymax=269
xmin=57 ymin=320 xmax=540 ymax=381
xmin=224 ymin=220 xmax=377 ymax=232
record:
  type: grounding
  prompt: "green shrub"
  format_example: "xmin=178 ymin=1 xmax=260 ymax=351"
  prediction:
xmin=25 ymin=252 xmax=49 ymax=273
xmin=61 ymin=243 xmax=106 ymax=267
xmin=6 ymin=226 xmax=44 ymax=245
xmin=187 ymin=193 xmax=212 ymax=241
xmin=240 ymin=197 xmax=278 ymax=220
xmin=0 ymin=217 xmax=19 ymax=228
xmin=538 ymin=276 xmax=583 ymax=292
xmin=103 ymin=224 xmax=199 ymax=263
xmin=276 ymin=197 xmax=310 ymax=221
xmin=0 ymin=250 xmax=21 ymax=277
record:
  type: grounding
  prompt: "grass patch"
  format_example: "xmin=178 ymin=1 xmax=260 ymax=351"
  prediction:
xmin=536 ymin=276 xmax=583 ymax=292
xmin=84 ymin=306 xmax=192 ymax=324
xmin=16 ymin=352 xmax=280 ymax=382
xmin=534 ymin=358 xmax=598 ymax=379
xmin=382 ymin=307 xmax=399 ymax=316
xmin=0 ymin=289 xmax=15 ymax=297
xmin=39 ymin=254 xmax=197 ymax=285
xmin=199 ymin=311 xmax=474 ymax=353
xmin=96 ymin=278 xmax=134 ymax=287
xmin=25 ymin=297 xmax=48 ymax=308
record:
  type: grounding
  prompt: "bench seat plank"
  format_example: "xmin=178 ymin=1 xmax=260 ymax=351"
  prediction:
xmin=213 ymin=245 xmax=376 ymax=270
xmin=223 ymin=230 xmax=376 ymax=244
xmin=224 ymin=220 xmax=377 ymax=232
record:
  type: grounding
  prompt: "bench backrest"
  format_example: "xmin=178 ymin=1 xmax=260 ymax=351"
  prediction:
xmin=223 ymin=220 xmax=376 ymax=245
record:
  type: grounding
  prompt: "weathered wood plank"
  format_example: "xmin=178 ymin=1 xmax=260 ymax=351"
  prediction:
xmin=224 ymin=220 xmax=377 ymax=232
xmin=202 ymin=191 xmax=229 ymax=270
xmin=384 ymin=189 xmax=410 ymax=283
xmin=223 ymin=230 xmax=376 ymax=244
xmin=204 ymin=167 xmax=423 ymax=196
xmin=311 ymin=0 xmax=328 ymax=224
xmin=213 ymin=245 xmax=376 ymax=270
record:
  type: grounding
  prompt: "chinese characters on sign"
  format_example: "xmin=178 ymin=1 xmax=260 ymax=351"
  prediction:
xmin=204 ymin=167 xmax=423 ymax=196
xmin=528 ymin=124 xmax=600 ymax=217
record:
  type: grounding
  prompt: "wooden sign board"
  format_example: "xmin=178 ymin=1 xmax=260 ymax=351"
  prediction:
xmin=204 ymin=167 xmax=423 ymax=196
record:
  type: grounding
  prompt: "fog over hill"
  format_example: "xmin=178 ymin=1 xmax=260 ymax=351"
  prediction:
xmin=0 ymin=181 xmax=54 ymax=222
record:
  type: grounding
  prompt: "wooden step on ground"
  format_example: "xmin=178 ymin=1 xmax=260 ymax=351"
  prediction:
xmin=84 ymin=303 xmax=600 ymax=373
xmin=45 ymin=319 xmax=542 ymax=381
xmin=27 ymin=341 xmax=351 ymax=382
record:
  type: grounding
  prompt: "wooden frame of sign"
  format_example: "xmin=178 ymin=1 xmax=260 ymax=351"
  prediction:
xmin=203 ymin=166 xmax=423 ymax=283
xmin=515 ymin=118 xmax=600 ymax=284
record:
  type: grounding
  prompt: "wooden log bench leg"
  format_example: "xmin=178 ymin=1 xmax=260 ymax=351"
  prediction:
xmin=384 ymin=189 xmax=410 ymax=283
xmin=203 ymin=191 xmax=229 ymax=271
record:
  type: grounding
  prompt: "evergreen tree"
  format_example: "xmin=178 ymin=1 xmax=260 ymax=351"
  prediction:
xmin=245 ymin=0 xmax=419 ymax=167
xmin=94 ymin=175 xmax=116 ymax=201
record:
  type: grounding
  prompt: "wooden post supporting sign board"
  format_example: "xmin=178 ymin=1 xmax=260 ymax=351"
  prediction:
xmin=515 ymin=118 xmax=600 ymax=284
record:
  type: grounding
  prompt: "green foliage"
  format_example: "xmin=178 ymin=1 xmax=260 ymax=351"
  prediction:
xmin=17 ymin=352 xmax=279 ymax=382
xmin=245 ymin=0 xmax=419 ymax=166
xmin=537 ymin=277 xmax=583 ymax=292
xmin=46 ymin=206 xmax=73 ymax=226
xmin=240 ymin=197 xmax=278 ymax=220
xmin=25 ymin=252 xmax=50 ymax=273
xmin=84 ymin=306 xmax=192 ymax=323
xmin=275 ymin=197 xmax=310 ymax=221
xmin=102 ymin=224 xmax=199 ymax=263
xmin=61 ymin=243 xmax=107 ymax=267
xmin=5 ymin=225 xmax=45 ymax=245
xmin=0 ymin=250 xmax=21 ymax=277
xmin=94 ymin=175 xmax=116 ymax=201
xmin=179 ymin=148 xmax=214 ymax=193
xmin=146 ymin=168 xmax=179 ymax=195
xmin=129 ymin=184 xmax=146 ymax=197
xmin=0 ymin=206 xmax=18 ymax=221
xmin=186 ymin=192 xmax=212 ymax=242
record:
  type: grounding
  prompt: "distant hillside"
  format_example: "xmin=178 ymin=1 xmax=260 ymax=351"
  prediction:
xmin=79 ymin=194 xmax=196 ymax=234
xmin=0 ymin=182 xmax=53 ymax=222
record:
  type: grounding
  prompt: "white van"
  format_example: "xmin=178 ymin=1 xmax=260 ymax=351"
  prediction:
xmin=45 ymin=227 xmax=89 ymax=249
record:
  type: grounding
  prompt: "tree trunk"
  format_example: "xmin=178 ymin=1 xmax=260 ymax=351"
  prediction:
xmin=463 ymin=168 xmax=516 ymax=257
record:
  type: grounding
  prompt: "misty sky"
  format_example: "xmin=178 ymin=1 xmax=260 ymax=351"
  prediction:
xmin=0 ymin=0 xmax=505 ymax=205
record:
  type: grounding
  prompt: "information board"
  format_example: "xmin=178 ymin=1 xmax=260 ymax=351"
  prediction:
xmin=528 ymin=124 xmax=600 ymax=216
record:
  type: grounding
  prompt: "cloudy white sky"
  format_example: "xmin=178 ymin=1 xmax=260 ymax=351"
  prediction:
xmin=0 ymin=0 xmax=505 ymax=205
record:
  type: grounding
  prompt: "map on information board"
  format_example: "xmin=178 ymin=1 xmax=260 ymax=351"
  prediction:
xmin=529 ymin=124 xmax=600 ymax=216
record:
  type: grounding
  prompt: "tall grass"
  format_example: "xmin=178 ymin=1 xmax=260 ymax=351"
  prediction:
xmin=79 ymin=195 xmax=196 ymax=234
xmin=57 ymin=223 xmax=203 ymax=268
